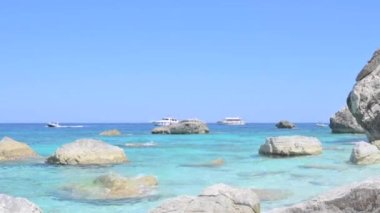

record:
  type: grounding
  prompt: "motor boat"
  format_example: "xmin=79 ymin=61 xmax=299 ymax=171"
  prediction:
xmin=152 ymin=117 xmax=179 ymax=126
xmin=217 ymin=117 xmax=245 ymax=125
xmin=47 ymin=122 xmax=61 ymax=128
xmin=316 ymin=123 xmax=328 ymax=127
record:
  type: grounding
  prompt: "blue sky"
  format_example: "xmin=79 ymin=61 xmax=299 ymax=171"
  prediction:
xmin=0 ymin=0 xmax=379 ymax=123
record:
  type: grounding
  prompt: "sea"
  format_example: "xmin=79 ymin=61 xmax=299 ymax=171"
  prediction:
xmin=0 ymin=123 xmax=377 ymax=213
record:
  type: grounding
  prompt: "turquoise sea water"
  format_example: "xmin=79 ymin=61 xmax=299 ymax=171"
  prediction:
xmin=0 ymin=123 xmax=377 ymax=212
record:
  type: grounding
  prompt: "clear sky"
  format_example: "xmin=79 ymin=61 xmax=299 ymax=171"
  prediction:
xmin=0 ymin=0 xmax=379 ymax=123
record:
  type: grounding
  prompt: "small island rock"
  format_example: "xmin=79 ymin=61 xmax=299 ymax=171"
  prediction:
xmin=275 ymin=121 xmax=295 ymax=129
xmin=99 ymin=129 xmax=122 ymax=136
xmin=350 ymin=141 xmax=380 ymax=165
xmin=0 ymin=137 xmax=38 ymax=161
xmin=259 ymin=136 xmax=322 ymax=156
xmin=152 ymin=120 xmax=209 ymax=134
xmin=150 ymin=183 xmax=260 ymax=213
xmin=46 ymin=139 xmax=127 ymax=165
xmin=0 ymin=194 xmax=42 ymax=213
xmin=329 ymin=107 xmax=365 ymax=134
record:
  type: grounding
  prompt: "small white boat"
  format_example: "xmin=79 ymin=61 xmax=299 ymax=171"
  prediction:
xmin=153 ymin=117 xmax=179 ymax=126
xmin=217 ymin=117 xmax=245 ymax=125
xmin=46 ymin=122 xmax=83 ymax=128
xmin=47 ymin=122 xmax=61 ymax=128
xmin=316 ymin=123 xmax=328 ymax=127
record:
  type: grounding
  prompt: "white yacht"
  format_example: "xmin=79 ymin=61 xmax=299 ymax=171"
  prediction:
xmin=47 ymin=122 xmax=61 ymax=128
xmin=153 ymin=117 xmax=179 ymax=126
xmin=217 ymin=117 xmax=245 ymax=125
xmin=46 ymin=122 xmax=84 ymax=128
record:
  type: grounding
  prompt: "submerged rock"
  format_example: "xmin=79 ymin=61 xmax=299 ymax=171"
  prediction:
xmin=237 ymin=171 xmax=286 ymax=178
xmin=0 ymin=194 xmax=42 ymax=213
xmin=152 ymin=119 xmax=209 ymax=134
xmin=0 ymin=137 xmax=38 ymax=161
xmin=350 ymin=141 xmax=380 ymax=165
xmin=63 ymin=173 xmax=158 ymax=200
xmin=299 ymin=164 xmax=344 ymax=171
xmin=269 ymin=177 xmax=380 ymax=213
xmin=347 ymin=49 xmax=380 ymax=141
xmin=329 ymin=107 xmax=365 ymax=134
xmin=259 ymin=136 xmax=322 ymax=156
xmin=180 ymin=158 xmax=224 ymax=168
xmin=46 ymin=139 xmax=127 ymax=165
xmin=275 ymin=121 xmax=295 ymax=129
xmin=99 ymin=129 xmax=122 ymax=136
xmin=150 ymin=183 xmax=260 ymax=213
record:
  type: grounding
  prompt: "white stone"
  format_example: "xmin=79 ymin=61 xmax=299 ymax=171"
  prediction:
xmin=350 ymin=141 xmax=380 ymax=165
xmin=259 ymin=136 xmax=322 ymax=156
xmin=46 ymin=138 xmax=127 ymax=165
xmin=0 ymin=137 xmax=38 ymax=161
xmin=150 ymin=184 xmax=260 ymax=213
xmin=0 ymin=194 xmax=42 ymax=213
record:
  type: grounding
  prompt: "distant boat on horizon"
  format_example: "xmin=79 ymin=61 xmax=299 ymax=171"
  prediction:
xmin=316 ymin=122 xmax=328 ymax=127
xmin=47 ymin=122 xmax=61 ymax=128
xmin=46 ymin=122 xmax=84 ymax=128
xmin=217 ymin=117 xmax=245 ymax=125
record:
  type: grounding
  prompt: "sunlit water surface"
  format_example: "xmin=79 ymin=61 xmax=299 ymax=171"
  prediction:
xmin=0 ymin=123 xmax=375 ymax=212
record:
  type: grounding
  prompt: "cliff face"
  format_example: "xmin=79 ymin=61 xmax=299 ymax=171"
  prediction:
xmin=347 ymin=49 xmax=380 ymax=141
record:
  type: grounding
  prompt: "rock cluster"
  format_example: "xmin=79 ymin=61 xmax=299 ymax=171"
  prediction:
xmin=275 ymin=121 xmax=295 ymax=129
xmin=259 ymin=136 xmax=322 ymax=156
xmin=0 ymin=137 xmax=38 ymax=161
xmin=151 ymin=184 xmax=260 ymax=213
xmin=347 ymin=49 xmax=380 ymax=141
xmin=329 ymin=107 xmax=365 ymax=134
xmin=46 ymin=139 xmax=127 ymax=165
xmin=269 ymin=177 xmax=380 ymax=213
xmin=152 ymin=120 xmax=209 ymax=134
xmin=0 ymin=194 xmax=42 ymax=213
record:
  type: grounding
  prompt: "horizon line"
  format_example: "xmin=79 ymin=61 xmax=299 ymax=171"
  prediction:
xmin=0 ymin=121 xmax=329 ymax=124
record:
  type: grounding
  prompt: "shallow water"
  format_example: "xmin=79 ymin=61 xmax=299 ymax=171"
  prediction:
xmin=0 ymin=123 xmax=376 ymax=212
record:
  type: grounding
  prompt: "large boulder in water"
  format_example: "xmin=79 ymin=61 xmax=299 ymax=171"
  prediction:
xmin=275 ymin=121 xmax=295 ymax=129
xmin=63 ymin=173 xmax=158 ymax=200
xmin=150 ymin=183 xmax=260 ymax=213
xmin=347 ymin=49 xmax=380 ymax=141
xmin=350 ymin=141 xmax=380 ymax=165
xmin=259 ymin=136 xmax=322 ymax=156
xmin=329 ymin=107 xmax=365 ymax=134
xmin=0 ymin=194 xmax=42 ymax=213
xmin=0 ymin=137 xmax=38 ymax=161
xmin=152 ymin=119 xmax=209 ymax=134
xmin=99 ymin=129 xmax=121 ymax=136
xmin=268 ymin=177 xmax=380 ymax=213
xmin=46 ymin=139 xmax=127 ymax=165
